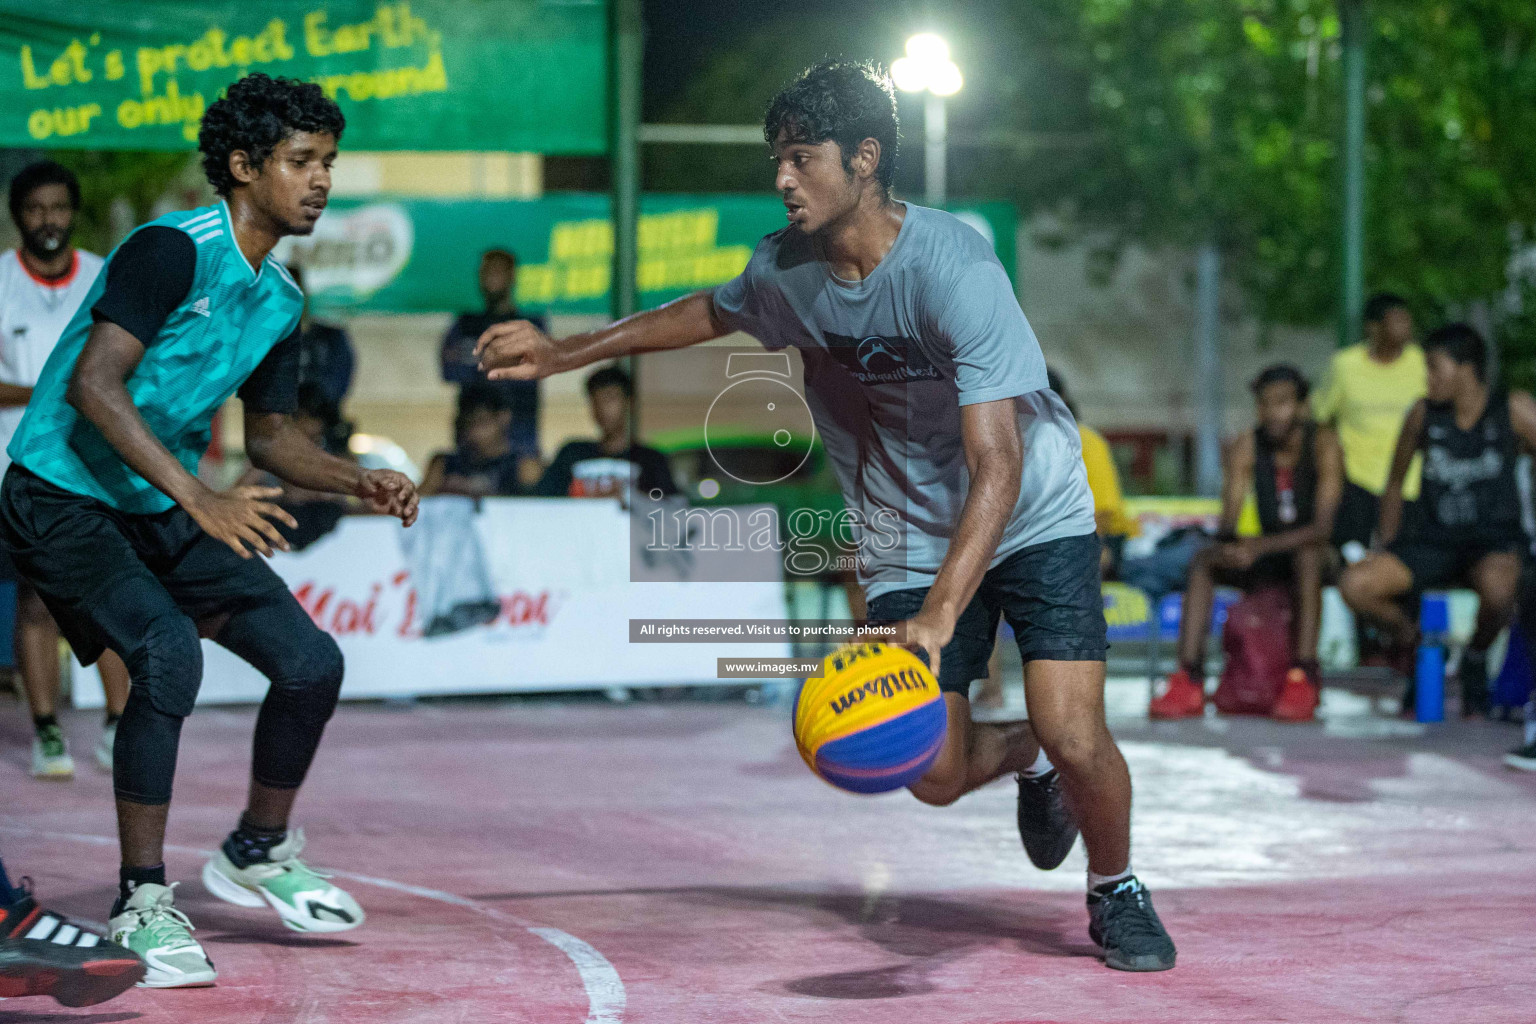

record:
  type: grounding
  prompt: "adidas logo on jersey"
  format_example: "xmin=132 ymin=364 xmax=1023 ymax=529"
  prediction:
xmin=190 ymin=296 xmax=212 ymax=317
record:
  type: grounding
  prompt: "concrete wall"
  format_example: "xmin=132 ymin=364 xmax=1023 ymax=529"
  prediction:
xmin=1020 ymin=224 xmax=1337 ymax=436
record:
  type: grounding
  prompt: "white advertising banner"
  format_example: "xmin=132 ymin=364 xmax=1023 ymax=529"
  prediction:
xmin=72 ymin=498 xmax=790 ymax=708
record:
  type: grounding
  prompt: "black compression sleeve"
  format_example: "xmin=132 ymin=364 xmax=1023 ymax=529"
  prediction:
xmin=90 ymin=227 xmax=196 ymax=346
xmin=238 ymin=324 xmax=302 ymax=414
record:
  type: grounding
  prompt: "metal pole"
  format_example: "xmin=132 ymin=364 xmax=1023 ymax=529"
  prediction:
xmin=611 ymin=0 xmax=642 ymax=435
xmin=924 ymin=93 xmax=947 ymax=207
xmin=1339 ymin=0 xmax=1367 ymax=347
xmin=1195 ymin=242 xmax=1223 ymax=497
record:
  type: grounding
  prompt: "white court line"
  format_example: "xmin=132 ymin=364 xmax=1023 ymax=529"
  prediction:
xmin=0 ymin=825 xmax=625 ymax=1023
xmin=528 ymin=928 xmax=627 ymax=1024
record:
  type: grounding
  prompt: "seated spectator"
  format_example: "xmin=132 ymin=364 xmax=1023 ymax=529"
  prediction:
xmin=1340 ymin=324 xmax=1536 ymax=717
xmin=421 ymin=383 xmax=527 ymax=498
xmin=236 ymin=383 xmax=355 ymax=549
xmin=536 ymin=365 xmax=678 ymax=501
xmin=440 ymin=248 xmax=546 ymax=463
xmin=1048 ymin=368 xmax=1138 ymax=575
xmin=1150 ymin=364 xmax=1343 ymax=721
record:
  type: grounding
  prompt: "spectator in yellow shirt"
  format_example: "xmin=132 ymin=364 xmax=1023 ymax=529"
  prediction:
xmin=1313 ymin=293 xmax=1427 ymax=551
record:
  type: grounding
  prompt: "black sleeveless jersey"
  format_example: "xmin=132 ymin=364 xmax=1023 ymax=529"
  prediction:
xmin=1418 ymin=391 xmax=1523 ymax=545
xmin=1254 ymin=422 xmax=1317 ymax=537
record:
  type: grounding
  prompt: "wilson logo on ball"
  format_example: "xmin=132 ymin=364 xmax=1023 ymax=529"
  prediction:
xmin=828 ymin=667 xmax=934 ymax=715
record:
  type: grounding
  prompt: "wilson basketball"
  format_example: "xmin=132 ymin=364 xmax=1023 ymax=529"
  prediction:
xmin=793 ymin=642 xmax=948 ymax=794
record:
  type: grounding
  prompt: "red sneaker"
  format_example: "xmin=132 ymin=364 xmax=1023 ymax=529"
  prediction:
xmin=1271 ymin=667 xmax=1320 ymax=722
xmin=1149 ymin=668 xmax=1205 ymax=719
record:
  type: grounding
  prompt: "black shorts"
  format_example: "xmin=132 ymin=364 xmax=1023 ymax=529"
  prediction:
xmin=1332 ymin=481 xmax=1380 ymax=549
xmin=1213 ymin=553 xmax=1294 ymax=589
xmin=0 ymin=465 xmax=290 ymax=665
xmin=1211 ymin=548 xmax=1339 ymax=591
xmin=866 ymin=532 xmax=1107 ymax=696
xmin=1388 ymin=537 xmax=1524 ymax=595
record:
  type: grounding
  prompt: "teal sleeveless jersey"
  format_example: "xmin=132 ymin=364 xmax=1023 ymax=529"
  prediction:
xmin=8 ymin=202 xmax=302 ymax=514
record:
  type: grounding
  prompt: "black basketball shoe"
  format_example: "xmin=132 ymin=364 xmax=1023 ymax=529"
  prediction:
xmin=1 ymin=889 xmax=145 ymax=1005
xmin=1087 ymin=876 xmax=1177 ymax=972
xmin=1015 ymin=769 xmax=1079 ymax=870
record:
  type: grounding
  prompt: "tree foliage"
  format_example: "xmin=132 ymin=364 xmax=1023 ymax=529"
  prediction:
xmin=657 ymin=2 xmax=1536 ymax=334
xmin=49 ymin=150 xmax=194 ymax=255
xmin=1007 ymin=0 xmax=1536 ymax=328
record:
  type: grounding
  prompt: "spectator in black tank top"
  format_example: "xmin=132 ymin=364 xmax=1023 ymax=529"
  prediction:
xmin=1150 ymin=365 xmax=1345 ymax=722
xmin=1340 ymin=323 xmax=1536 ymax=717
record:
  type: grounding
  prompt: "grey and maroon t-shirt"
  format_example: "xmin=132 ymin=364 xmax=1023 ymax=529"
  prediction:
xmin=712 ymin=203 xmax=1095 ymax=600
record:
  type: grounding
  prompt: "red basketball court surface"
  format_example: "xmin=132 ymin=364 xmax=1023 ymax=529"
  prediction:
xmin=3 ymin=682 xmax=1532 ymax=1023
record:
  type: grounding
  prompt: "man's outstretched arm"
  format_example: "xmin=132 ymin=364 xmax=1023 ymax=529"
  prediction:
xmin=476 ymin=290 xmax=729 ymax=381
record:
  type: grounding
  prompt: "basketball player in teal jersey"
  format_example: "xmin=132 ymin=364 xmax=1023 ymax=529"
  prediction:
xmin=0 ymin=74 xmax=419 ymax=988
xmin=479 ymin=61 xmax=1175 ymax=971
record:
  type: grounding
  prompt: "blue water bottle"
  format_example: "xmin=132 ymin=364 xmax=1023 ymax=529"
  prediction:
xmin=1415 ymin=593 xmax=1449 ymax=724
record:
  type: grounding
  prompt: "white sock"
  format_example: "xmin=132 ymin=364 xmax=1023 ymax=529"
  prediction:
xmin=1020 ymin=749 xmax=1053 ymax=779
xmin=1088 ymin=867 xmax=1133 ymax=891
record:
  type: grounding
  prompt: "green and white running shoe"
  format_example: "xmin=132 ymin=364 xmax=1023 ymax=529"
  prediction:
xmin=108 ymin=883 xmax=216 ymax=988
xmin=201 ymin=829 xmax=364 ymax=934
xmin=30 ymin=725 xmax=74 ymax=779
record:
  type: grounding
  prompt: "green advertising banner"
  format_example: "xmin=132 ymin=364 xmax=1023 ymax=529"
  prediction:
xmin=275 ymin=195 xmax=1019 ymax=316
xmin=0 ymin=1 xmax=607 ymax=153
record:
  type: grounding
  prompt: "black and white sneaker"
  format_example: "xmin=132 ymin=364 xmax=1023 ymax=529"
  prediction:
xmin=1504 ymin=741 xmax=1536 ymax=772
xmin=1 ymin=890 xmax=145 ymax=1005
xmin=1016 ymin=770 xmax=1079 ymax=870
xmin=1087 ymin=876 xmax=1177 ymax=972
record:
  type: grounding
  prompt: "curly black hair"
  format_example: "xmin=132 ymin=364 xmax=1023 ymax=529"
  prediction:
xmin=764 ymin=59 xmax=900 ymax=193
xmin=8 ymin=160 xmax=80 ymax=223
xmin=198 ymin=73 xmax=345 ymax=197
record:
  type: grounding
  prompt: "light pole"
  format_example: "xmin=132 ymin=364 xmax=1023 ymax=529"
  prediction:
xmin=892 ymin=33 xmax=963 ymax=207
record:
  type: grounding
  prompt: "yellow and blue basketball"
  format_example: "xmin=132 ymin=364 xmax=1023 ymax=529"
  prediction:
xmin=793 ymin=642 xmax=948 ymax=794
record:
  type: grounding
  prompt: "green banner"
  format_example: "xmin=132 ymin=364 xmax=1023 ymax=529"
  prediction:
xmin=275 ymin=195 xmax=1019 ymax=316
xmin=0 ymin=0 xmax=607 ymax=153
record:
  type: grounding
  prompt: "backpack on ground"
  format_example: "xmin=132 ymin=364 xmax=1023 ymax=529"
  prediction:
xmin=1214 ymin=585 xmax=1293 ymax=715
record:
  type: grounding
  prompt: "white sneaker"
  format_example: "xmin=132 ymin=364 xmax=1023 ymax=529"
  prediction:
xmin=30 ymin=724 xmax=74 ymax=779
xmin=202 ymin=829 xmax=365 ymax=934
xmin=107 ymin=883 xmax=216 ymax=988
xmin=95 ymin=720 xmax=116 ymax=772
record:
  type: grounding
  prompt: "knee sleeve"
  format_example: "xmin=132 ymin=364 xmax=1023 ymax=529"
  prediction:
xmin=271 ymin=631 xmax=345 ymax=717
xmin=124 ymin=611 xmax=205 ymax=718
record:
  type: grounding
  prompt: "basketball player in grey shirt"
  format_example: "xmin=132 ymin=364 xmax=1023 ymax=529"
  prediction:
xmin=477 ymin=60 xmax=1176 ymax=972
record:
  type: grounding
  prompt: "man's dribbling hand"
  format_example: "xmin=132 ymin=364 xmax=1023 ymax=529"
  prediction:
xmin=185 ymin=486 xmax=297 ymax=559
xmin=894 ymin=608 xmax=954 ymax=681
xmin=475 ymin=320 xmax=564 ymax=381
xmin=356 ymin=469 xmax=420 ymax=526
